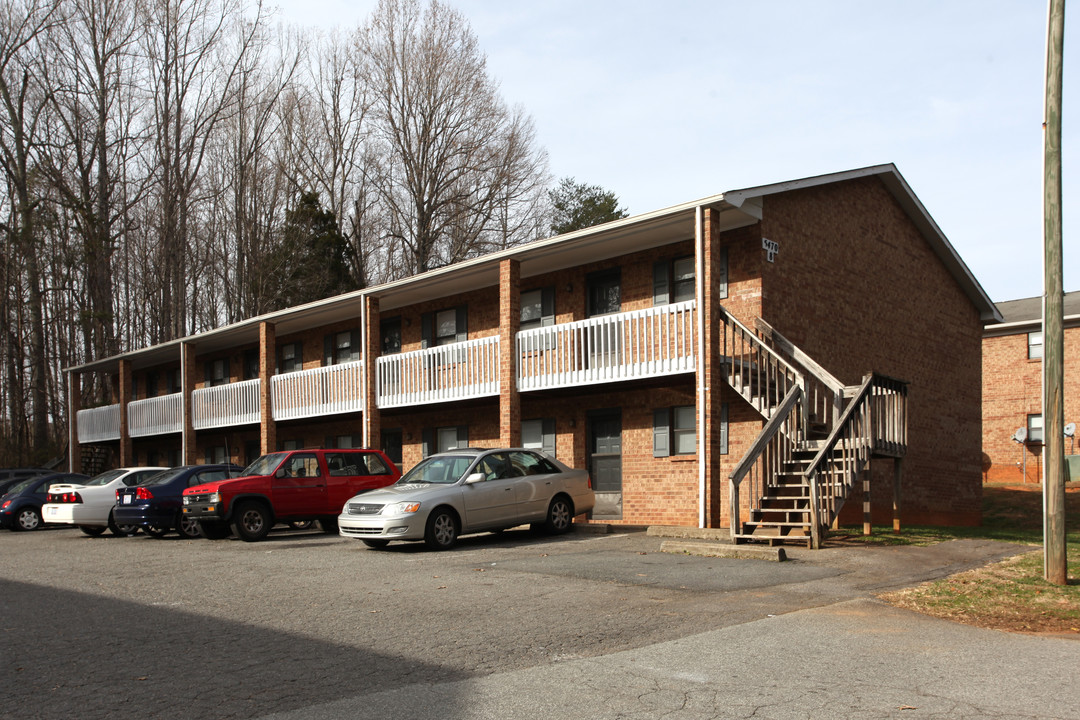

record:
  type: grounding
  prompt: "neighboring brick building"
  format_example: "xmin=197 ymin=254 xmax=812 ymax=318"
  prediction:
xmin=981 ymin=291 xmax=1080 ymax=483
xmin=67 ymin=164 xmax=1000 ymax=545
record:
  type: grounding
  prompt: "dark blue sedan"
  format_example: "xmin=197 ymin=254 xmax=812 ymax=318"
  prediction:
xmin=1 ymin=473 xmax=90 ymax=531
xmin=114 ymin=465 xmax=241 ymax=538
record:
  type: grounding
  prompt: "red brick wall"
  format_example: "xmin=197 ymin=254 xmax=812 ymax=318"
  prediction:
xmin=982 ymin=325 xmax=1080 ymax=483
xmin=757 ymin=176 xmax=984 ymax=525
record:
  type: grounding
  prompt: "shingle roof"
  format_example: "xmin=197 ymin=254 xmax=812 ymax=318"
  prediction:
xmin=994 ymin=290 xmax=1080 ymax=325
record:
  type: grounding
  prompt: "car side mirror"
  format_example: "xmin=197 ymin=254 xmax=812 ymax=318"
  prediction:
xmin=464 ymin=472 xmax=484 ymax=485
xmin=275 ymin=468 xmax=286 ymax=478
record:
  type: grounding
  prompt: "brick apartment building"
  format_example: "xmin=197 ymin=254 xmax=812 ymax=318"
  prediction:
xmin=981 ymin=290 xmax=1080 ymax=483
xmin=67 ymin=164 xmax=1000 ymax=546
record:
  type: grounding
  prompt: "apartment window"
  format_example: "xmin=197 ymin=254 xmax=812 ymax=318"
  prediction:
xmin=243 ymin=348 xmax=260 ymax=380
xmin=145 ymin=372 xmax=159 ymax=399
xmin=130 ymin=377 xmax=138 ymax=401
xmin=422 ymin=306 xmax=467 ymax=348
xmin=205 ymin=358 xmax=229 ymax=387
xmin=652 ymin=406 xmax=695 ymax=456
xmin=521 ymin=288 xmax=555 ymax=331
xmin=166 ymin=368 xmax=182 ymax=395
xmin=381 ymin=317 xmax=402 ymax=355
xmin=279 ymin=342 xmax=302 ymax=374
xmin=324 ymin=329 xmax=360 ymax=366
xmin=422 ymin=425 xmax=468 ymax=457
xmin=1028 ymin=331 xmax=1043 ymax=359
xmin=381 ymin=428 xmax=403 ymax=467
xmin=653 ymin=256 xmax=696 ymax=305
xmin=205 ymin=446 xmax=228 ymax=464
xmin=1027 ymin=414 xmax=1044 ymax=444
xmin=325 ymin=434 xmax=362 ymax=449
xmin=653 ymin=404 xmax=725 ymax=457
xmin=278 ymin=439 xmax=304 ymax=451
xmin=587 ymin=268 xmax=621 ymax=317
xmin=522 ymin=418 xmax=556 ymax=456
xmin=169 ymin=448 xmax=183 ymax=467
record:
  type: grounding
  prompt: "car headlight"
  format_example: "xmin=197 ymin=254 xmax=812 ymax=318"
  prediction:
xmin=383 ymin=501 xmax=421 ymax=515
xmin=209 ymin=492 xmax=221 ymax=503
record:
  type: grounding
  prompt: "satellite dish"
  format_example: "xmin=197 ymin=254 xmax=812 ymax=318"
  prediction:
xmin=1012 ymin=428 xmax=1028 ymax=443
xmin=1066 ymin=423 xmax=1076 ymax=438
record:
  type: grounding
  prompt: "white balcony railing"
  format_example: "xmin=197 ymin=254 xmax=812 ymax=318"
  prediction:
xmin=271 ymin=360 xmax=363 ymax=421
xmin=77 ymin=404 xmax=121 ymax=443
xmin=517 ymin=300 xmax=696 ymax=391
xmin=377 ymin=336 xmax=499 ymax=408
xmin=192 ymin=379 xmax=261 ymax=430
xmin=128 ymin=393 xmax=183 ymax=437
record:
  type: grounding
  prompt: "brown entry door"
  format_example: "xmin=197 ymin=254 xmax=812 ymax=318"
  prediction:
xmin=589 ymin=411 xmax=622 ymax=520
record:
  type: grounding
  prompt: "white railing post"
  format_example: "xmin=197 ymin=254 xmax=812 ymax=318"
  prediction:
xmin=76 ymin=404 xmax=122 ymax=443
xmin=128 ymin=393 xmax=184 ymax=437
xmin=192 ymin=379 xmax=261 ymax=430
xmin=270 ymin=360 xmax=364 ymax=421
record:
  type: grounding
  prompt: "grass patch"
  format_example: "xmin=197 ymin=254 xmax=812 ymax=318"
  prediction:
xmin=842 ymin=483 xmax=1080 ymax=635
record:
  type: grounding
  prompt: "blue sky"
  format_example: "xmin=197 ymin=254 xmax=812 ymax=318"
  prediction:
xmin=273 ymin=0 xmax=1077 ymax=303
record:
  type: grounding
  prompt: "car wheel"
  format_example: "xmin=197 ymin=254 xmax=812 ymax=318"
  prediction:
xmin=288 ymin=520 xmax=314 ymax=530
xmin=144 ymin=524 xmax=170 ymax=538
xmin=362 ymin=539 xmax=390 ymax=549
xmin=15 ymin=507 xmax=41 ymax=531
xmin=544 ymin=496 xmax=573 ymax=534
xmin=107 ymin=511 xmax=137 ymax=537
xmin=176 ymin=515 xmax=201 ymax=539
xmin=318 ymin=516 xmax=338 ymax=534
xmin=78 ymin=525 xmax=107 ymax=537
xmin=424 ymin=508 xmax=459 ymax=550
xmin=232 ymin=502 xmax=270 ymax=542
xmin=199 ymin=520 xmax=231 ymax=540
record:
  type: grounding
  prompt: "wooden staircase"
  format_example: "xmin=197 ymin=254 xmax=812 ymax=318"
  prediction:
xmin=722 ymin=310 xmax=908 ymax=548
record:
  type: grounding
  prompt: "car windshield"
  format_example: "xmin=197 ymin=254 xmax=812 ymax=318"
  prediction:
xmin=142 ymin=469 xmax=184 ymax=487
xmin=240 ymin=453 xmax=286 ymax=477
xmin=398 ymin=455 xmax=475 ymax=485
xmin=84 ymin=469 xmax=126 ymax=487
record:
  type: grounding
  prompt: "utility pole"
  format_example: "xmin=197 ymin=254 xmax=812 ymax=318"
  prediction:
xmin=1042 ymin=0 xmax=1067 ymax=586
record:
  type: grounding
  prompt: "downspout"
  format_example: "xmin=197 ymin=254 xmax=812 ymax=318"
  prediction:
xmin=696 ymin=206 xmax=707 ymax=528
xmin=360 ymin=293 xmax=369 ymax=448
xmin=67 ymin=370 xmax=76 ymax=472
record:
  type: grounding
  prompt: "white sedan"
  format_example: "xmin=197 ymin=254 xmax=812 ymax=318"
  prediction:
xmin=338 ymin=448 xmax=595 ymax=550
xmin=43 ymin=467 xmax=167 ymax=536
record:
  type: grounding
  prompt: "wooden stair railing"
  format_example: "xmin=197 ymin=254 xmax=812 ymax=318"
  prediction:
xmin=806 ymin=373 xmax=909 ymax=548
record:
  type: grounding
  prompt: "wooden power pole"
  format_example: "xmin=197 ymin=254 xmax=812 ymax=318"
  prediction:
xmin=1043 ymin=0 xmax=1067 ymax=586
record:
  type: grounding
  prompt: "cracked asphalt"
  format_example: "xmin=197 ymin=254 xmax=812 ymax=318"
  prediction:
xmin=1 ymin=525 xmax=1075 ymax=719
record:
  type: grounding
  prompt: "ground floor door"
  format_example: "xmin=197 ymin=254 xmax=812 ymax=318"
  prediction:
xmin=588 ymin=410 xmax=622 ymax=519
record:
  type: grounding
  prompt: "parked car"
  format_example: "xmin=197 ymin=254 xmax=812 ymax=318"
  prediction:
xmin=0 ymin=468 xmax=53 ymax=496
xmin=182 ymin=448 xmax=401 ymax=542
xmin=114 ymin=465 xmax=241 ymax=538
xmin=0 ymin=472 xmax=90 ymax=531
xmin=337 ymin=448 xmax=595 ymax=550
xmin=42 ymin=467 xmax=168 ymax=537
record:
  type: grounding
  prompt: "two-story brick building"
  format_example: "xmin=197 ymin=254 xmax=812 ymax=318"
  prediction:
xmin=67 ymin=164 xmax=1000 ymax=546
xmin=981 ymin=290 xmax=1080 ymax=483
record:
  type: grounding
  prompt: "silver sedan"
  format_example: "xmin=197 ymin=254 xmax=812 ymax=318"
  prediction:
xmin=337 ymin=448 xmax=595 ymax=550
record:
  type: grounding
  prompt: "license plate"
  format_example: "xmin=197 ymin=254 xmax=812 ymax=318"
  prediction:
xmin=47 ymin=506 xmax=57 ymax=516
xmin=122 ymin=496 xmax=131 ymax=504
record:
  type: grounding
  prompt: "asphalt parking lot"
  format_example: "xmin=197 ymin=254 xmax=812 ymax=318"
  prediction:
xmin=0 ymin=524 xmax=1068 ymax=719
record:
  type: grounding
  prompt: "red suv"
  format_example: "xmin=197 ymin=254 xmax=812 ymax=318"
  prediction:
xmin=182 ymin=449 xmax=400 ymax=541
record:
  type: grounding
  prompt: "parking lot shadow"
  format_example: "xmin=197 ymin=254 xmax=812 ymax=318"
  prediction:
xmin=0 ymin=578 xmax=469 ymax=720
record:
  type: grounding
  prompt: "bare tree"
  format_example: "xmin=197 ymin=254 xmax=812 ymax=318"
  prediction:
xmin=358 ymin=0 xmax=548 ymax=275
xmin=139 ymin=0 xmax=264 ymax=342
xmin=0 ymin=0 xmax=62 ymax=460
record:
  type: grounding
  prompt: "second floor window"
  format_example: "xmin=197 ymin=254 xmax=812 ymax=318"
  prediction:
xmin=1028 ymin=331 xmax=1043 ymax=359
xmin=243 ymin=348 xmax=259 ymax=380
xmin=205 ymin=358 xmax=229 ymax=387
xmin=325 ymin=329 xmax=360 ymax=365
xmin=521 ymin=288 xmax=555 ymax=331
xmin=145 ymin=372 xmax=158 ymax=399
xmin=381 ymin=317 xmax=402 ymax=355
xmin=1027 ymin=414 xmax=1044 ymax=444
xmin=422 ymin=306 xmax=467 ymax=348
xmin=279 ymin=342 xmax=302 ymax=373
xmin=653 ymin=257 xmax=696 ymax=305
